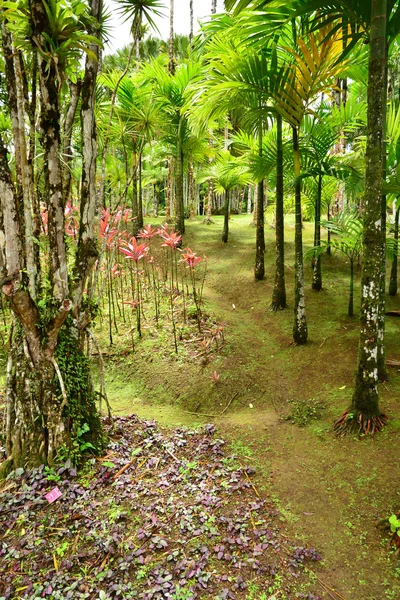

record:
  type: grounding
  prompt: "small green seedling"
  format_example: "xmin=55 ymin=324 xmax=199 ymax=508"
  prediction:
xmin=389 ymin=515 xmax=400 ymax=536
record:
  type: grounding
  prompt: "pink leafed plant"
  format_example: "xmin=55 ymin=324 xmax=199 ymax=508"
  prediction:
xmin=158 ymin=225 xmax=182 ymax=249
xmin=138 ymin=224 xmax=158 ymax=241
xmin=119 ymin=237 xmax=149 ymax=263
xmin=182 ymin=248 xmax=202 ymax=269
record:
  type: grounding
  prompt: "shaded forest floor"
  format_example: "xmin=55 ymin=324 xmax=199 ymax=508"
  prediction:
xmin=94 ymin=214 xmax=400 ymax=600
xmin=1 ymin=214 xmax=400 ymax=599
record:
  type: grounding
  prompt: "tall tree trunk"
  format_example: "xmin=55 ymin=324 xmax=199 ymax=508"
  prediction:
xmin=0 ymin=0 xmax=105 ymax=474
xmin=326 ymin=203 xmax=332 ymax=254
xmin=247 ymin=184 xmax=252 ymax=214
xmin=189 ymin=0 xmax=194 ymax=46
xmin=254 ymin=179 xmax=265 ymax=279
xmin=13 ymin=51 xmax=38 ymax=300
xmin=271 ymin=112 xmax=286 ymax=310
xmin=153 ymin=184 xmax=159 ymax=217
xmin=132 ymin=150 xmax=139 ymax=235
xmin=189 ymin=159 xmax=195 ymax=219
xmin=292 ymin=126 xmax=308 ymax=345
xmin=204 ymin=129 xmax=214 ymax=224
xmin=312 ymin=173 xmax=323 ymax=291
xmin=377 ymin=40 xmax=389 ymax=381
xmin=174 ymin=135 xmax=185 ymax=236
xmin=169 ymin=0 xmax=175 ymax=75
xmin=166 ymin=158 xmax=173 ymax=222
xmin=251 ymin=184 xmax=257 ymax=226
xmin=348 ymin=256 xmax=354 ymax=317
xmin=254 ymin=125 xmax=265 ymax=280
xmin=336 ymin=0 xmax=388 ymax=435
xmin=222 ymin=190 xmax=230 ymax=243
xmin=62 ymin=80 xmax=81 ymax=204
xmin=138 ymin=154 xmax=144 ymax=229
xmin=389 ymin=201 xmax=400 ymax=295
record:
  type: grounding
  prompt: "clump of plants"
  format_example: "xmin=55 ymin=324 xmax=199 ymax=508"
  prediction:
xmin=285 ymin=399 xmax=326 ymax=427
xmin=389 ymin=514 xmax=400 ymax=552
xmin=92 ymin=212 xmax=215 ymax=358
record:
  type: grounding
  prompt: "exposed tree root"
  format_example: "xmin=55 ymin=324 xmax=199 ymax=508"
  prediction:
xmin=270 ymin=301 xmax=287 ymax=312
xmin=202 ymin=217 xmax=214 ymax=225
xmin=333 ymin=409 xmax=388 ymax=436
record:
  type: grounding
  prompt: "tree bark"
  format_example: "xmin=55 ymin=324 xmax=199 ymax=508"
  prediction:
xmin=189 ymin=159 xmax=195 ymax=219
xmin=74 ymin=0 xmax=102 ymax=308
xmin=377 ymin=39 xmax=389 ymax=381
xmin=222 ymin=190 xmax=230 ymax=243
xmin=174 ymin=133 xmax=185 ymax=237
xmin=389 ymin=202 xmax=400 ymax=296
xmin=0 ymin=0 xmax=105 ymax=470
xmin=312 ymin=173 xmax=323 ymax=291
xmin=255 ymin=125 xmax=265 ymax=280
xmin=189 ymin=0 xmax=194 ymax=46
xmin=346 ymin=0 xmax=388 ymax=432
xmin=204 ymin=130 xmax=215 ymax=224
xmin=271 ymin=112 xmax=286 ymax=310
xmin=292 ymin=127 xmax=308 ymax=344
xmin=254 ymin=179 xmax=265 ymax=279
xmin=62 ymin=80 xmax=81 ymax=203
xmin=138 ymin=154 xmax=144 ymax=229
xmin=132 ymin=150 xmax=139 ymax=234
xmin=348 ymin=257 xmax=354 ymax=317
xmin=169 ymin=0 xmax=175 ymax=75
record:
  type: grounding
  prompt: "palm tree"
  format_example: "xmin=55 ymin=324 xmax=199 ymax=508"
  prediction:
xmin=117 ymin=0 xmax=164 ymax=68
xmin=227 ymin=0 xmax=400 ymax=432
xmin=272 ymin=25 xmax=348 ymax=343
xmin=301 ymin=102 xmax=366 ymax=291
xmin=142 ymin=58 xmax=202 ymax=236
xmin=169 ymin=0 xmax=175 ymax=74
xmin=310 ymin=211 xmax=363 ymax=317
xmin=209 ymin=151 xmax=249 ymax=242
xmin=101 ymin=72 xmax=162 ymax=230
xmin=187 ymin=34 xmax=282 ymax=281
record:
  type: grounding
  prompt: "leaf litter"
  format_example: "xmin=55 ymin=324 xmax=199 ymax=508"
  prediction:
xmin=0 ymin=416 xmax=322 ymax=599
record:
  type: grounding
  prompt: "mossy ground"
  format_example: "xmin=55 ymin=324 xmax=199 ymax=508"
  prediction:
xmin=91 ymin=213 xmax=400 ymax=600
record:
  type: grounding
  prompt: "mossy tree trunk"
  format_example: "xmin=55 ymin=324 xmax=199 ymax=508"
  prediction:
xmin=272 ymin=113 xmax=286 ymax=309
xmin=0 ymin=0 xmax=105 ymax=472
xmin=4 ymin=323 xmax=104 ymax=471
xmin=335 ymin=0 xmax=388 ymax=434
xmin=292 ymin=126 xmax=308 ymax=345
xmin=389 ymin=201 xmax=400 ymax=295
xmin=377 ymin=38 xmax=389 ymax=382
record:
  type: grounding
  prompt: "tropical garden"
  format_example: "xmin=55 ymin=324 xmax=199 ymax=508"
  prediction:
xmin=0 ymin=0 xmax=400 ymax=598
